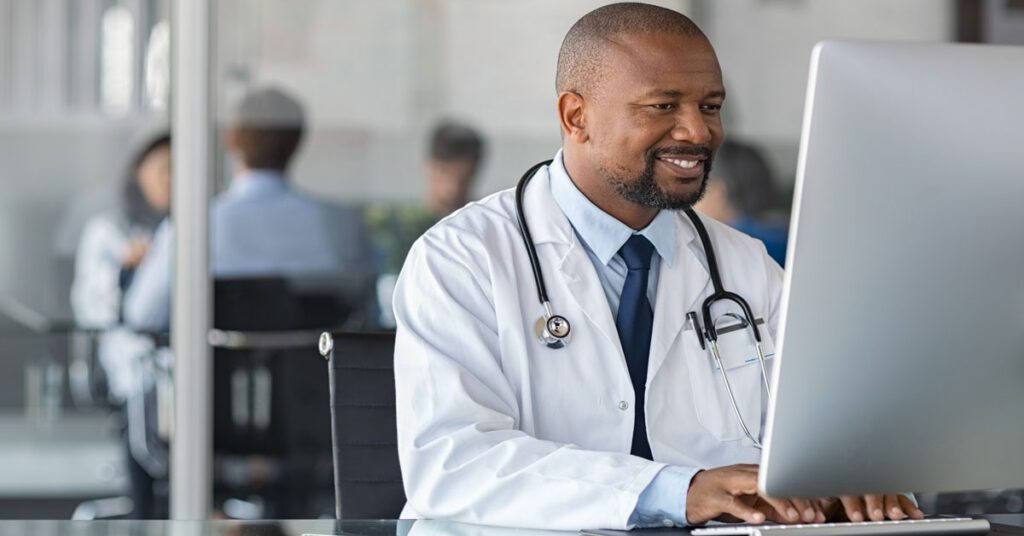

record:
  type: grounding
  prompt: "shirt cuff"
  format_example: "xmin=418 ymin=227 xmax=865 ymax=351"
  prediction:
xmin=628 ymin=465 xmax=703 ymax=528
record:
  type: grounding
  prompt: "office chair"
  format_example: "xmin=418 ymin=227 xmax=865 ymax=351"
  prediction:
xmin=123 ymin=276 xmax=358 ymax=518
xmin=319 ymin=331 xmax=405 ymax=519
xmin=210 ymin=277 xmax=351 ymax=518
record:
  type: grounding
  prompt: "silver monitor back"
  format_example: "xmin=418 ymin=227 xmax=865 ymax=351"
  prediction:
xmin=760 ymin=41 xmax=1024 ymax=498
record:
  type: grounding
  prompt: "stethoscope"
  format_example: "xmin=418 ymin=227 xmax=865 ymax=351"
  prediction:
xmin=515 ymin=160 xmax=773 ymax=448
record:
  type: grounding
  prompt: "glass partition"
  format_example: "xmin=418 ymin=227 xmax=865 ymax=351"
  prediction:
xmin=0 ymin=0 xmax=170 ymax=519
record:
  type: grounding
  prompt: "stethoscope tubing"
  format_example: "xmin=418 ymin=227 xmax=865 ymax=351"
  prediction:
xmin=515 ymin=159 xmax=772 ymax=447
xmin=515 ymin=160 xmax=555 ymax=307
xmin=516 ymin=159 xmax=763 ymax=345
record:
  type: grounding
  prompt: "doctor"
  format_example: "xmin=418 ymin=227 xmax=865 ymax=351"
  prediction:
xmin=393 ymin=2 xmax=922 ymax=530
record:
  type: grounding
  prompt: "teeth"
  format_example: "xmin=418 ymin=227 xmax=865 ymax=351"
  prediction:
xmin=663 ymin=157 xmax=700 ymax=169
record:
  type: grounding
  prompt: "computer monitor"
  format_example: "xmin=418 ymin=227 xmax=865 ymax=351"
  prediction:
xmin=760 ymin=41 xmax=1024 ymax=498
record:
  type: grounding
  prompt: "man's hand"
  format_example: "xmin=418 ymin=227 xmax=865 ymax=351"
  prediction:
xmin=686 ymin=464 xmax=826 ymax=525
xmin=822 ymin=495 xmax=925 ymax=522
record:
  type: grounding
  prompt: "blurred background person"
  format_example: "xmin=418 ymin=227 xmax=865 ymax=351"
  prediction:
xmin=696 ymin=138 xmax=790 ymax=266
xmin=367 ymin=120 xmax=485 ymax=326
xmin=71 ymin=130 xmax=171 ymax=397
xmin=70 ymin=130 xmax=172 ymax=519
xmin=368 ymin=120 xmax=486 ymax=275
xmin=123 ymin=87 xmax=373 ymax=331
xmin=426 ymin=121 xmax=485 ymax=218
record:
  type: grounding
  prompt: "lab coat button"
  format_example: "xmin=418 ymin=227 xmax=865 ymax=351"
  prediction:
xmin=618 ymin=401 xmax=629 ymax=411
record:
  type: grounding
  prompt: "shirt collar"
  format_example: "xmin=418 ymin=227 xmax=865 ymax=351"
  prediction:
xmin=548 ymin=149 xmax=677 ymax=267
xmin=228 ymin=169 xmax=289 ymax=197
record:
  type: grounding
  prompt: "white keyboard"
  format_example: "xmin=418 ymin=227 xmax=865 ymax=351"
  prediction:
xmin=690 ymin=517 xmax=990 ymax=536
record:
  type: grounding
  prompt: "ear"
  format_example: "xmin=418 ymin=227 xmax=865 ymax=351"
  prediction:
xmin=557 ymin=91 xmax=589 ymax=144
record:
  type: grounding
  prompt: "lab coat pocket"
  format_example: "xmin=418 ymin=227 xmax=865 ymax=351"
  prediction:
xmin=686 ymin=319 xmax=775 ymax=442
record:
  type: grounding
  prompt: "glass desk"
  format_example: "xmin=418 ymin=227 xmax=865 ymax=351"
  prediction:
xmin=0 ymin=517 xmax=1020 ymax=536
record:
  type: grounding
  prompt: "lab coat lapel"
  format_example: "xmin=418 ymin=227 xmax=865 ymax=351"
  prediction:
xmin=523 ymin=165 xmax=626 ymax=365
xmin=648 ymin=213 xmax=711 ymax=381
xmin=559 ymin=243 xmax=623 ymax=357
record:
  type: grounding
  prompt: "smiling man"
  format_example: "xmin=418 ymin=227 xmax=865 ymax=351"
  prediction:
xmin=392 ymin=2 xmax=923 ymax=530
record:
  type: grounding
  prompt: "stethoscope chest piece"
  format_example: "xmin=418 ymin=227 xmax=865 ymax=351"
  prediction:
xmin=535 ymin=314 xmax=571 ymax=349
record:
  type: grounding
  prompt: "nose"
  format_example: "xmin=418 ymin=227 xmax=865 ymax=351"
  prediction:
xmin=670 ymin=105 xmax=713 ymax=145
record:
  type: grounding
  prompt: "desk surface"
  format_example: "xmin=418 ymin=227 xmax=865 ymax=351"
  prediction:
xmin=0 ymin=517 xmax=1021 ymax=536
xmin=0 ymin=412 xmax=125 ymax=498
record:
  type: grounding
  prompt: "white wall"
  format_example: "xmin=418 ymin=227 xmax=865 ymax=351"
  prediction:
xmin=213 ymin=0 xmax=954 ymax=203
xmin=0 ymin=0 xmax=960 ymax=313
xmin=216 ymin=0 xmax=691 ymax=202
xmin=705 ymin=0 xmax=954 ymax=179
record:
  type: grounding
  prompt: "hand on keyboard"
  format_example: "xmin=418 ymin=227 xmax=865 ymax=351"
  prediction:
xmin=684 ymin=464 xmax=925 ymax=526
xmin=823 ymin=495 xmax=924 ymax=523
xmin=686 ymin=464 xmax=826 ymax=525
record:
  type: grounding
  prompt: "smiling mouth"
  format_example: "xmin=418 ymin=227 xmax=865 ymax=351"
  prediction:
xmin=659 ymin=156 xmax=702 ymax=169
xmin=656 ymin=155 xmax=706 ymax=178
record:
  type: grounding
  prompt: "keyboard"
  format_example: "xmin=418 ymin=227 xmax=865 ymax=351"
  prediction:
xmin=690 ymin=517 xmax=990 ymax=536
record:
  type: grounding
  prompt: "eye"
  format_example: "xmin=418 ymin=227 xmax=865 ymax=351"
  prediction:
xmin=650 ymin=103 xmax=676 ymax=111
xmin=700 ymin=103 xmax=723 ymax=113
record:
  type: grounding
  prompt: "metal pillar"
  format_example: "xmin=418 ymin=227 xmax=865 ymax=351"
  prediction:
xmin=170 ymin=0 xmax=212 ymax=520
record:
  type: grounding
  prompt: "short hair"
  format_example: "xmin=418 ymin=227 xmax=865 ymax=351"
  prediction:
xmin=230 ymin=87 xmax=305 ymax=171
xmin=712 ymin=139 xmax=779 ymax=216
xmin=556 ymin=2 xmax=708 ymax=95
xmin=429 ymin=121 xmax=485 ymax=164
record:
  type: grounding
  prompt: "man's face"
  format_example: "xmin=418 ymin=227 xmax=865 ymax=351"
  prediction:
xmin=582 ymin=33 xmax=725 ymax=209
xmin=427 ymin=158 xmax=478 ymax=216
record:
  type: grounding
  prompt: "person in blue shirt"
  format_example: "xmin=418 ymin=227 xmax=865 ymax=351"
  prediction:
xmin=123 ymin=87 xmax=372 ymax=330
xmin=695 ymin=139 xmax=790 ymax=266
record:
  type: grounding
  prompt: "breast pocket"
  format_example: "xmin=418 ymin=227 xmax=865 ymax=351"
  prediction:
xmin=686 ymin=317 xmax=775 ymax=443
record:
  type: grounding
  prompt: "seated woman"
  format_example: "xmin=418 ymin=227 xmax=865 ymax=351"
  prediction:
xmin=72 ymin=131 xmax=171 ymax=332
xmin=70 ymin=131 xmax=171 ymax=519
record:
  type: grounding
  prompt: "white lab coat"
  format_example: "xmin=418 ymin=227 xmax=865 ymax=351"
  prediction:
xmin=393 ymin=164 xmax=785 ymax=530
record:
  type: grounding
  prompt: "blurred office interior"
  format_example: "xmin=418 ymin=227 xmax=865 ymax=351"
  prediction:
xmin=1 ymin=0 xmax=1022 ymax=520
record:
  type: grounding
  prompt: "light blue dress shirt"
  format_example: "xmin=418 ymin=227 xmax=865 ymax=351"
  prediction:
xmin=547 ymin=151 xmax=701 ymax=528
xmin=123 ymin=170 xmax=373 ymax=330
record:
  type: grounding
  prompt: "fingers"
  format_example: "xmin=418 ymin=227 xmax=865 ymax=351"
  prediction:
xmin=687 ymin=465 xmax=771 ymax=525
xmin=818 ymin=497 xmax=842 ymax=521
xmin=721 ymin=494 xmax=767 ymax=525
xmin=886 ymin=495 xmax=926 ymax=520
xmin=864 ymin=494 xmax=886 ymax=521
xmin=839 ymin=494 xmax=926 ymax=522
xmin=839 ymin=495 xmax=866 ymax=522
xmin=899 ymin=495 xmax=926 ymax=520
xmin=788 ymin=497 xmax=826 ymax=523
xmin=689 ymin=465 xmax=849 ymax=526
xmin=721 ymin=467 xmax=802 ymax=524
xmin=721 ymin=465 xmax=822 ymax=524
xmin=883 ymin=495 xmax=906 ymax=520
xmin=757 ymin=495 xmax=801 ymax=523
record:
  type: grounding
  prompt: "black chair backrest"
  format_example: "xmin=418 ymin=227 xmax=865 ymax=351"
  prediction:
xmin=214 ymin=277 xmax=352 ymax=331
xmin=326 ymin=331 xmax=405 ymax=519
xmin=213 ymin=277 xmax=339 ymax=455
xmin=211 ymin=277 xmax=344 ymax=516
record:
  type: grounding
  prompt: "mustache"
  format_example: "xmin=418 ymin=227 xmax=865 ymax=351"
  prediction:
xmin=650 ymin=146 xmax=713 ymax=160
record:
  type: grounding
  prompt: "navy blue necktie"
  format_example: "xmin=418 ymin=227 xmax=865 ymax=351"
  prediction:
xmin=616 ymin=234 xmax=655 ymax=460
